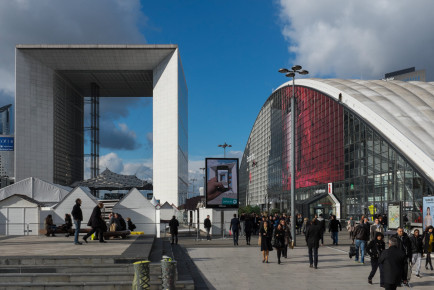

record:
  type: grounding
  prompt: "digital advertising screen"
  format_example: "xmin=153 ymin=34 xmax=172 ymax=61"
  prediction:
xmin=205 ymin=158 xmax=239 ymax=208
xmin=423 ymin=196 xmax=434 ymax=229
xmin=388 ymin=202 xmax=402 ymax=230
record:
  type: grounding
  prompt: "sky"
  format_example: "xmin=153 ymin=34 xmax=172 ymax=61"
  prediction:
xmin=0 ymin=0 xmax=433 ymax=196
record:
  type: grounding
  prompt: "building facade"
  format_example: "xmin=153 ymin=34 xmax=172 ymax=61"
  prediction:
xmin=240 ymin=79 xmax=434 ymax=221
xmin=15 ymin=45 xmax=188 ymax=206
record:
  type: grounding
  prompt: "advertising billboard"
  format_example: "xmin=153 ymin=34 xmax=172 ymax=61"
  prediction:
xmin=0 ymin=137 xmax=14 ymax=151
xmin=205 ymin=158 xmax=239 ymax=208
xmin=388 ymin=202 xmax=402 ymax=230
xmin=423 ymin=196 xmax=434 ymax=229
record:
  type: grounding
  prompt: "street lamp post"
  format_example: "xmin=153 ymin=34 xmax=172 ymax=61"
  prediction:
xmin=278 ymin=65 xmax=309 ymax=247
xmin=218 ymin=142 xmax=232 ymax=158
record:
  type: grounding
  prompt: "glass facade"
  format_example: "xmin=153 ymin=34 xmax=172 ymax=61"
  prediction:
xmin=240 ymin=85 xmax=434 ymax=220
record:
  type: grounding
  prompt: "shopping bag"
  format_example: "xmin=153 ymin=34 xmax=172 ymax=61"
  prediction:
xmin=349 ymin=245 xmax=356 ymax=258
xmin=229 ymin=230 xmax=232 ymax=236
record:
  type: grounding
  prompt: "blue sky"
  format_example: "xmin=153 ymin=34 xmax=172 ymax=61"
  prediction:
xmin=0 ymin=0 xmax=433 ymax=196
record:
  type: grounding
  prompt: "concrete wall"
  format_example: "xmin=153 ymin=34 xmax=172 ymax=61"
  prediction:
xmin=15 ymin=50 xmax=54 ymax=182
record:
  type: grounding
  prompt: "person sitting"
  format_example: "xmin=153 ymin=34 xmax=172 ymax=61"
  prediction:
xmin=61 ymin=213 xmax=73 ymax=237
xmin=109 ymin=213 xmax=121 ymax=232
xmin=117 ymin=213 xmax=127 ymax=231
xmin=44 ymin=214 xmax=56 ymax=237
xmin=126 ymin=217 xmax=136 ymax=231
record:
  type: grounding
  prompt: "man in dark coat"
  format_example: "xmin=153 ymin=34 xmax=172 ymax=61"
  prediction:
xmin=379 ymin=237 xmax=406 ymax=290
xmin=169 ymin=216 xmax=179 ymax=244
xmin=229 ymin=214 xmax=240 ymax=246
xmin=244 ymin=216 xmax=253 ymax=245
xmin=328 ymin=215 xmax=342 ymax=245
xmin=204 ymin=215 xmax=212 ymax=240
xmin=71 ymin=198 xmax=83 ymax=245
xmin=83 ymin=202 xmax=106 ymax=243
xmin=391 ymin=227 xmax=411 ymax=284
xmin=306 ymin=217 xmax=321 ymax=269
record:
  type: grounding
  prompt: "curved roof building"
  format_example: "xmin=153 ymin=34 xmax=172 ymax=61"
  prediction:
xmin=240 ymin=79 xmax=434 ymax=221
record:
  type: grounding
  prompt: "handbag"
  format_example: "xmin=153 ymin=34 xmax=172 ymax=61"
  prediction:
xmin=273 ymin=239 xmax=282 ymax=249
xmin=290 ymin=240 xmax=294 ymax=249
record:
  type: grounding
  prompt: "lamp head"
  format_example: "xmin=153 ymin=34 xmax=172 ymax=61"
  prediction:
xmin=299 ymin=70 xmax=309 ymax=75
xmin=286 ymin=72 xmax=295 ymax=78
xmin=292 ymin=65 xmax=302 ymax=71
xmin=278 ymin=68 xmax=290 ymax=73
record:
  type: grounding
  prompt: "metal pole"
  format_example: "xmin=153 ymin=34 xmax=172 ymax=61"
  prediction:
xmin=291 ymin=76 xmax=296 ymax=246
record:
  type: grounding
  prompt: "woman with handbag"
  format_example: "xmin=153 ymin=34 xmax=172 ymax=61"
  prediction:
xmin=279 ymin=219 xmax=292 ymax=259
xmin=259 ymin=218 xmax=273 ymax=263
xmin=273 ymin=223 xmax=286 ymax=264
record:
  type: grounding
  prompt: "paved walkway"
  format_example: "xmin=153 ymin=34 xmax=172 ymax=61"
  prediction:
xmin=180 ymin=233 xmax=434 ymax=290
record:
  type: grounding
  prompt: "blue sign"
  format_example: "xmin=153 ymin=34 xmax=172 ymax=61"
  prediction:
xmin=0 ymin=137 xmax=14 ymax=151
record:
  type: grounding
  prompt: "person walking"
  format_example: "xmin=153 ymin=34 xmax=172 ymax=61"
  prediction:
xmin=317 ymin=214 xmax=326 ymax=246
xmin=379 ymin=237 xmax=406 ymax=290
xmin=353 ymin=218 xmax=370 ymax=264
xmin=230 ymin=214 xmax=240 ymax=246
xmin=424 ymin=225 xmax=434 ymax=270
xmin=279 ymin=219 xmax=292 ymax=258
xmin=204 ymin=215 xmax=212 ymax=241
xmin=410 ymin=229 xmax=424 ymax=278
xmin=259 ymin=218 xmax=273 ymax=263
xmin=306 ymin=217 xmax=321 ymax=269
xmin=71 ymin=198 xmax=83 ymax=245
xmin=240 ymin=213 xmax=246 ymax=237
xmin=347 ymin=217 xmax=356 ymax=244
xmin=296 ymin=214 xmax=303 ymax=235
xmin=169 ymin=215 xmax=179 ymax=245
xmin=370 ymin=217 xmax=384 ymax=241
xmin=391 ymin=227 xmax=411 ymax=285
xmin=83 ymin=202 xmax=106 ymax=243
xmin=244 ymin=216 xmax=253 ymax=245
xmin=273 ymin=223 xmax=286 ymax=264
xmin=328 ymin=215 xmax=342 ymax=245
xmin=366 ymin=232 xmax=385 ymax=285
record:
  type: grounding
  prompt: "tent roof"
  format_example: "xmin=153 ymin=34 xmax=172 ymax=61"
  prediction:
xmin=0 ymin=194 xmax=47 ymax=207
xmin=72 ymin=168 xmax=152 ymax=190
xmin=53 ymin=186 xmax=98 ymax=209
xmin=0 ymin=177 xmax=71 ymax=203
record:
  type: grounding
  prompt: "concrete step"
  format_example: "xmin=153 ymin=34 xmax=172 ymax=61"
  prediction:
xmin=0 ymin=264 xmax=134 ymax=274
xmin=0 ymin=256 xmax=141 ymax=266
xmin=0 ymin=272 xmax=133 ymax=283
xmin=0 ymin=281 xmax=133 ymax=290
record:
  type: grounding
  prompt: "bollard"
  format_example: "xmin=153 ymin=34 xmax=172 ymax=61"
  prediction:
xmin=161 ymin=256 xmax=177 ymax=290
xmin=132 ymin=260 xmax=151 ymax=290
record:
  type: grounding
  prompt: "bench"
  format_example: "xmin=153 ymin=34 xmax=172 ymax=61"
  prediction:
xmin=39 ymin=228 xmax=130 ymax=239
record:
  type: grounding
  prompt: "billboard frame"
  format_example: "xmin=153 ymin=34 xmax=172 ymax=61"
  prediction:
xmin=205 ymin=158 xmax=239 ymax=209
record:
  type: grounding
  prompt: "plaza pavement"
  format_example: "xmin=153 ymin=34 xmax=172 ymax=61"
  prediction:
xmin=178 ymin=232 xmax=434 ymax=290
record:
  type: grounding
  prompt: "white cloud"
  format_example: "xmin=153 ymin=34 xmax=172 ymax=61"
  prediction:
xmin=278 ymin=0 xmax=434 ymax=80
xmin=0 ymin=0 xmax=147 ymax=113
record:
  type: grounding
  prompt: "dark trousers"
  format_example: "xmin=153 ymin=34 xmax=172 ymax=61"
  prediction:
xmin=308 ymin=246 xmax=318 ymax=266
xmin=171 ymin=232 xmax=178 ymax=244
xmin=84 ymin=227 xmax=104 ymax=242
xmin=277 ymin=248 xmax=283 ymax=262
xmin=206 ymin=227 xmax=211 ymax=240
xmin=245 ymin=232 xmax=251 ymax=244
xmin=426 ymin=252 xmax=433 ymax=268
xmin=368 ymin=259 xmax=384 ymax=284
xmin=232 ymin=231 xmax=239 ymax=245
xmin=320 ymin=233 xmax=324 ymax=245
xmin=384 ymin=284 xmax=397 ymax=290
xmin=282 ymin=244 xmax=288 ymax=258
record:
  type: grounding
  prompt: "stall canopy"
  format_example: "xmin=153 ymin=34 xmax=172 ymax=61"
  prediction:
xmin=72 ymin=168 xmax=152 ymax=191
xmin=0 ymin=177 xmax=71 ymax=204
